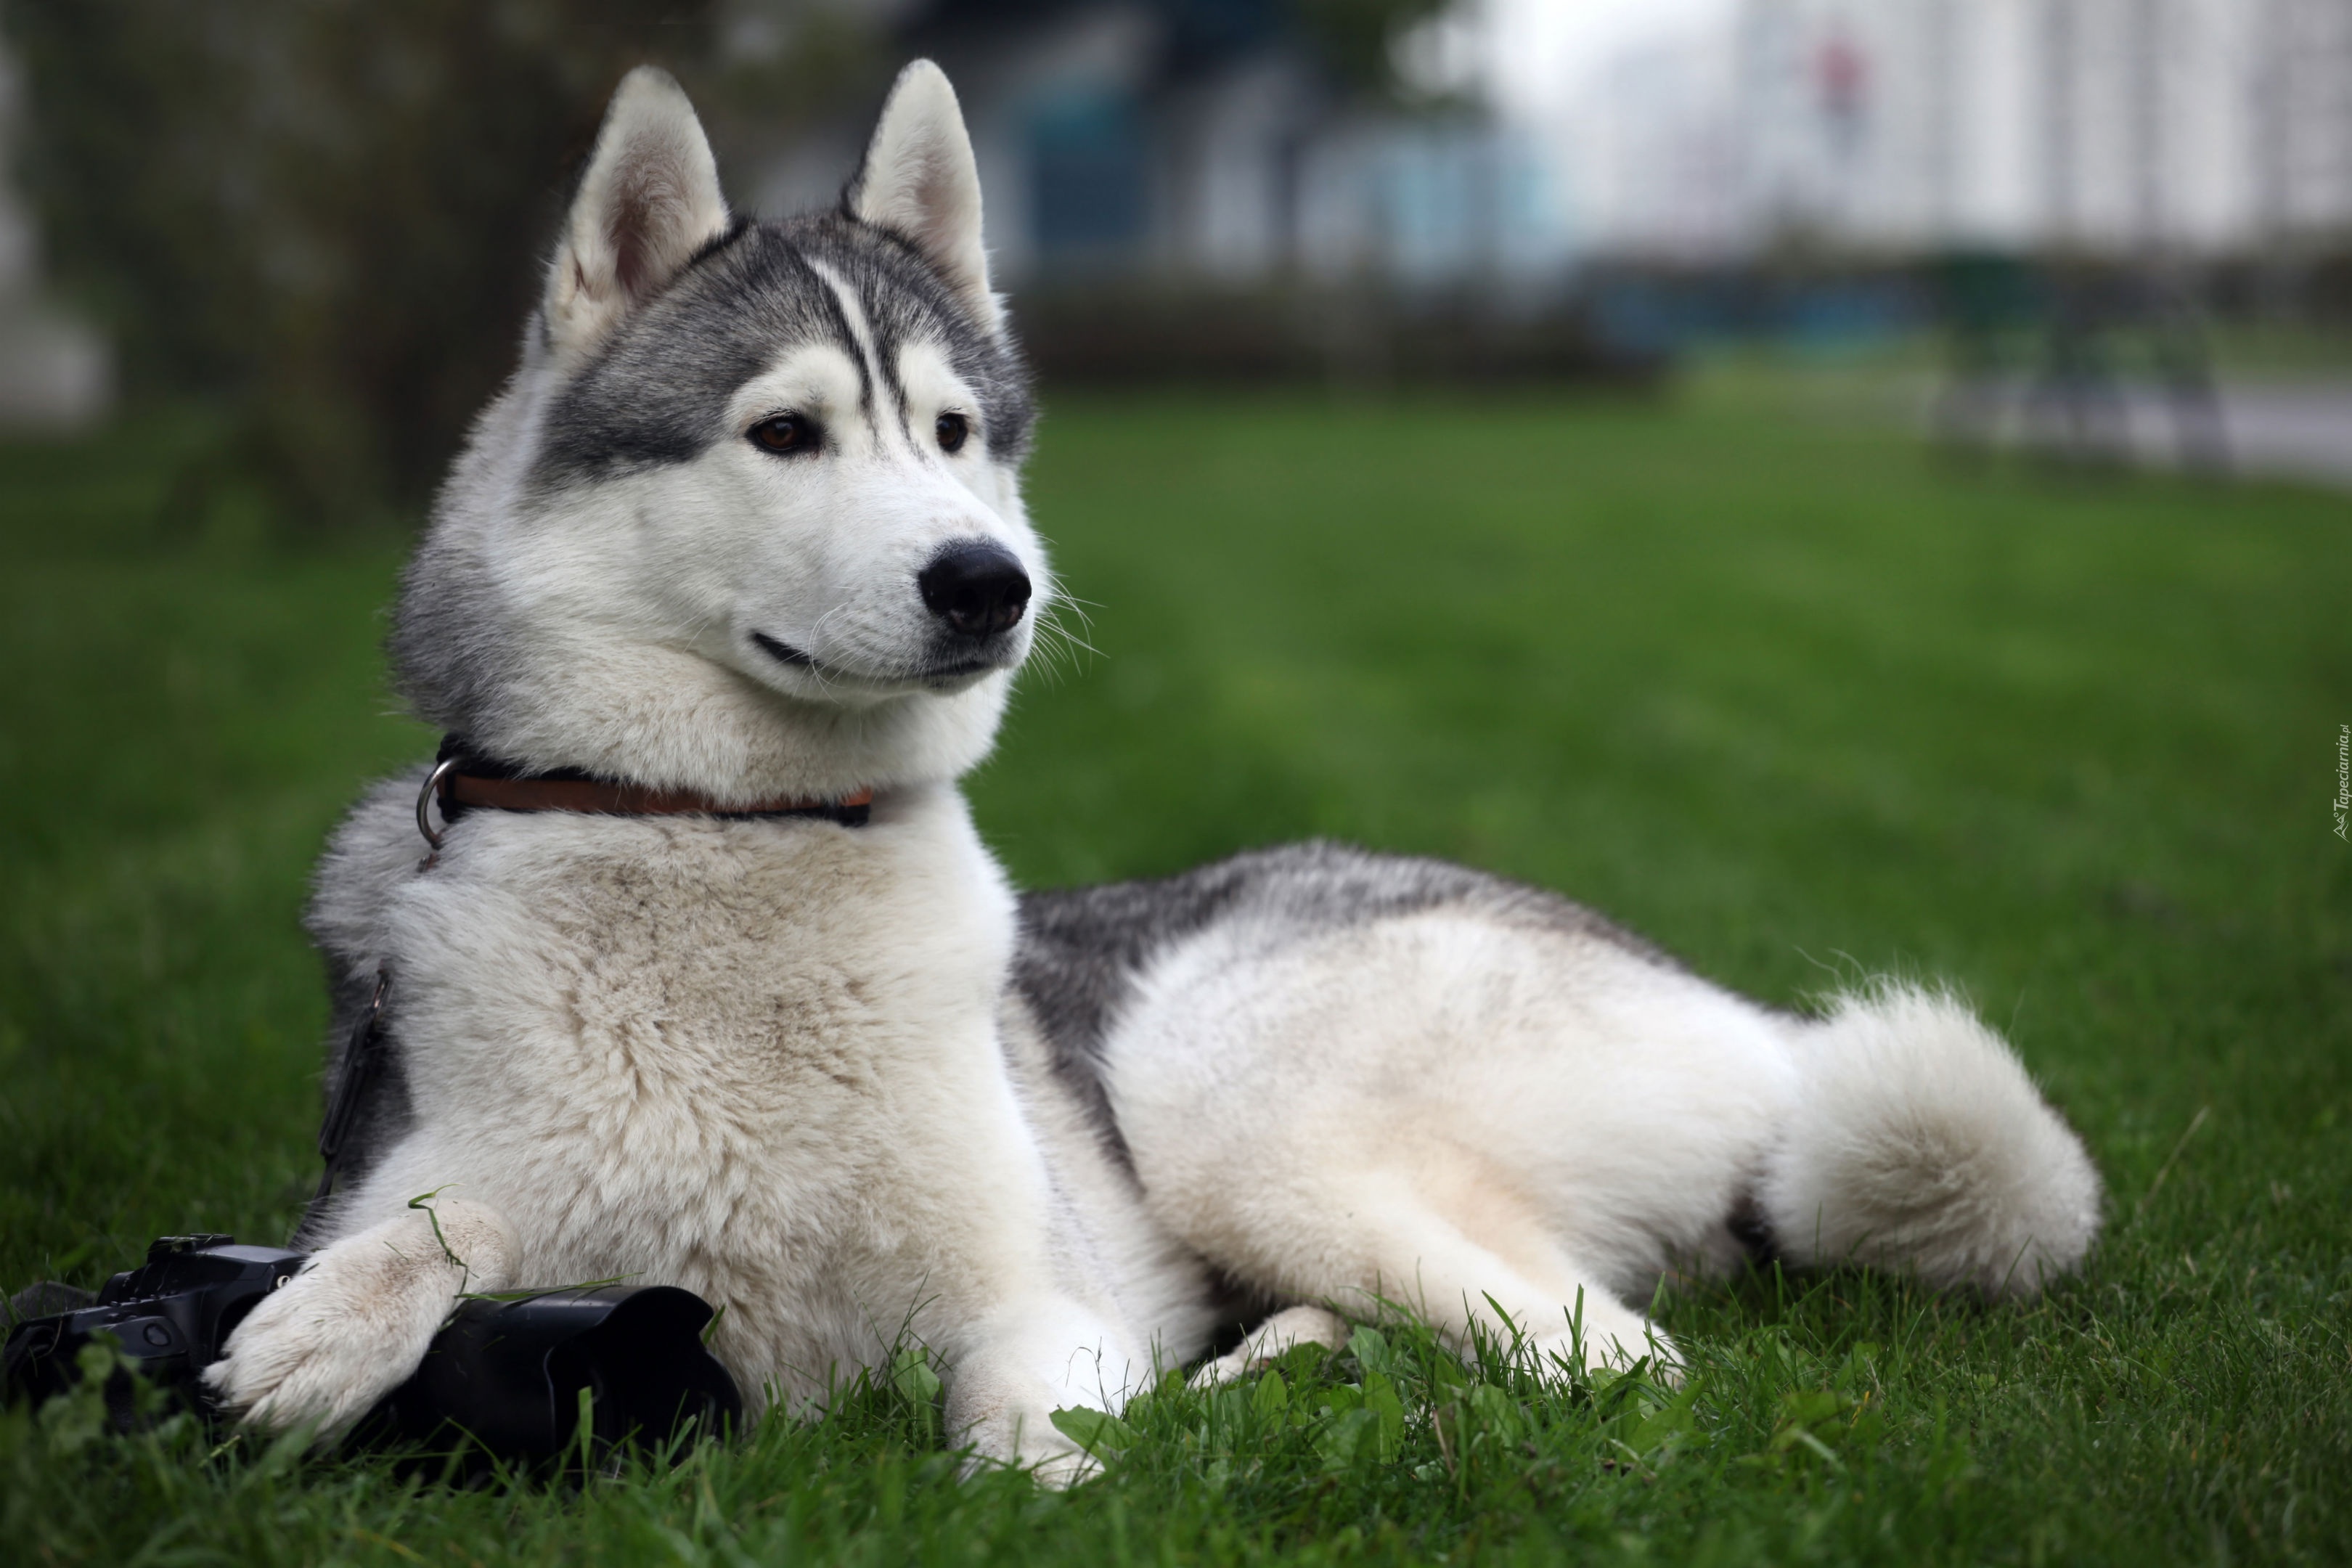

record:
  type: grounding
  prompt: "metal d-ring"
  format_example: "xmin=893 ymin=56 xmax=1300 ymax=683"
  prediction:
xmin=417 ymin=757 xmax=462 ymax=850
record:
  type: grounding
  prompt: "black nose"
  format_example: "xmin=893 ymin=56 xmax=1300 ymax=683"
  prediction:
xmin=918 ymin=543 xmax=1031 ymax=639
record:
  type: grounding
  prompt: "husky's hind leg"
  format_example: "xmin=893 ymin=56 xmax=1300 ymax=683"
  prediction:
xmin=1350 ymin=1196 xmax=1670 ymax=1376
xmin=1191 ymin=1304 xmax=1350 ymax=1387
xmin=1201 ymin=1175 xmax=1673 ymax=1380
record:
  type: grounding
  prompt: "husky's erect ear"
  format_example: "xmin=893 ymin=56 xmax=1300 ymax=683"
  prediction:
xmin=543 ymin=67 xmax=730 ymax=362
xmin=847 ymin=60 xmax=998 ymax=332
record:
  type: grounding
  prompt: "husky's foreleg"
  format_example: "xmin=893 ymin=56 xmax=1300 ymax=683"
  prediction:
xmin=205 ymin=1196 xmax=517 ymax=1438
xmin=940 ymin=1296 xmax=1140 ymax=1486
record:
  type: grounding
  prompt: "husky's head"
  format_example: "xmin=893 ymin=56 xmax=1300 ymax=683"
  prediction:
xmin=393 ymin=62 xmax=1045 ymax=803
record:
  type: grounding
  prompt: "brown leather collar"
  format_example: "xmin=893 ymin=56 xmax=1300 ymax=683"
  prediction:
xmin=419 ymin=738 xmax=871 ymax=857
xmin=442 ymin=769 xmax=873 ymax=822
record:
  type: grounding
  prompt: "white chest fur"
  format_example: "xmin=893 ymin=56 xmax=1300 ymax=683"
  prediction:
xmin=333 ymin=783 xmax=1071 ymax=1411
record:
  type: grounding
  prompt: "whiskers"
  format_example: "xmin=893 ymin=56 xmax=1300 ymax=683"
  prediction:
xmin=1024 ymin=591 xmax=1101 ymax=687
xmin=792 ymin=600 xmax=865 ymax=697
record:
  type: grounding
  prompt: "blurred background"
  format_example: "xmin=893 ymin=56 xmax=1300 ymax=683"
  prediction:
xmin=1 ymin=0 xmax=2350 ymax=524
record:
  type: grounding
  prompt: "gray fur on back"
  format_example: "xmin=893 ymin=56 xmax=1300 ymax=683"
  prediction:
xmin=1013 ymin=841 xmax=1675 ymax=1170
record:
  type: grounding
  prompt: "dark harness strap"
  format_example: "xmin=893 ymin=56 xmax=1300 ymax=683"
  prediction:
xmin=298 ymin=965 xmax=391 ymax=1236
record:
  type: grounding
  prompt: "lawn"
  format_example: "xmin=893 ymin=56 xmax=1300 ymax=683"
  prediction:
xmin=1 ymin=379 xmax=2346 ymax=1564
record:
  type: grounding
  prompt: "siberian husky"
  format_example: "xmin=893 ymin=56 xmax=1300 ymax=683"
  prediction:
xmin=206 ymin=63 xmax=2102 ymax=1482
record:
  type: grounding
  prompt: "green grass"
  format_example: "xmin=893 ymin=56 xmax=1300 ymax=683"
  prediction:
xmin=3 ymin=380 xmax=2348 ymax=1564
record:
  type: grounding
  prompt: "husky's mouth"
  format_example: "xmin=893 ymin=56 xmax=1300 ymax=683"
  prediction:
xmin=751 ymin=631 xmax=1008 ymax=690
xmin=751 ymin=632 xmax=817 ymax=669
xmin=917 ymin=655 xmax=998 ymax=685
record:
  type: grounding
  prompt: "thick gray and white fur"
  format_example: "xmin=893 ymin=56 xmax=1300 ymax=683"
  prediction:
xmin=205 ymin=63 xmax=2103 ymax=1483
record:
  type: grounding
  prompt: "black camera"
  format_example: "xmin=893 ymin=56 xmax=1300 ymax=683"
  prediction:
xmin=4 ymin=1234 xmax=740 ymax=1469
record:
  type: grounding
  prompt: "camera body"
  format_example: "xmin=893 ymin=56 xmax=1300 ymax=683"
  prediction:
xmin=5 ymin=1234 xmax=300 ymax=1421
xmin=4 ymin=1234 xmax=740 ymax=1468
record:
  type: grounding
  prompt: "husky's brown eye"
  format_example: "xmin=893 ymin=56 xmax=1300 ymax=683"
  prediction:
xmin=935 ymin=412 xmax=970 ymax=454
xmin=749 ymin=415 xmax=818 ymax=455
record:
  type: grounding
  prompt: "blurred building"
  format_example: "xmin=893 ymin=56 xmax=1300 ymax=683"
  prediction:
xmin=1551 ymin=0 xmax=2352 ymax=261
xmin=740 ymin=0 xmax=1573 ymax=290
xmin=2257 ymin=0 xmax=2352 ymax=242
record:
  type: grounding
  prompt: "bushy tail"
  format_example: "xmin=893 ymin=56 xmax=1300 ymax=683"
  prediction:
xmin=1760 ymin=982 xmax=2102 ymax=1299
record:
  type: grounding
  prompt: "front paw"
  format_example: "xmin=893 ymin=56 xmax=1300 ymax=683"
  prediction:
xmin=948 ymin=1363 xmax=1114 ymax=1488
xmin=204 ymin=1263 xmax=434 ymax=1436
xmin=958 ymin=1405 xmax=1103 ymax=1488
xmin=204 ymin=1198 xmax=515 ymax=1438
xmin=1025 ymin=1428 xmax=1106 ymax=1489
